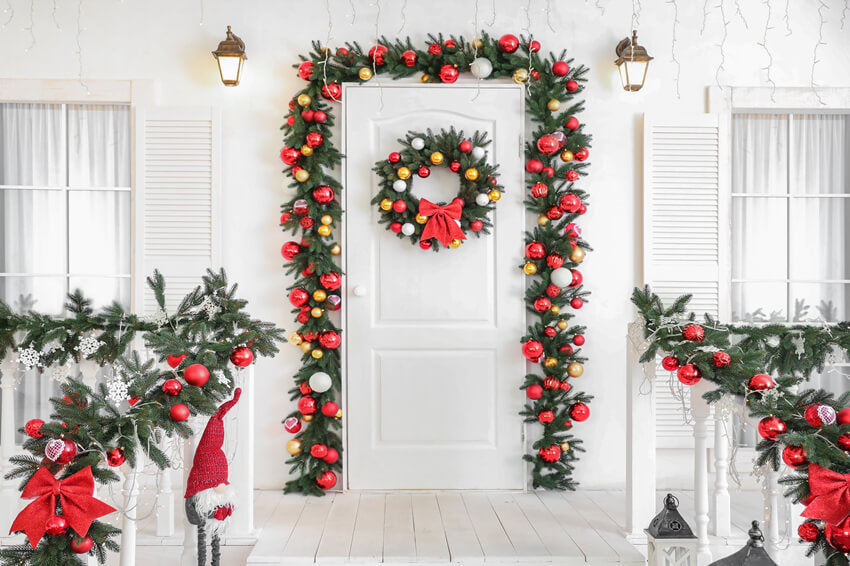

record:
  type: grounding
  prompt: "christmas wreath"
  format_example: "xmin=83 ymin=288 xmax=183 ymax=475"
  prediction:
xmin=372 ymin=128 xmax=501 ymax=251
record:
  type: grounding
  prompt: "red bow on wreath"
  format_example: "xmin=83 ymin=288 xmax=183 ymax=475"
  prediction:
xmin=801 ymin=464 xmax=850 ymax=526
xmin=10 ymin=466 xmax=116 ymax=548
xmin=419 ymin=198 xmax=467 ymax=247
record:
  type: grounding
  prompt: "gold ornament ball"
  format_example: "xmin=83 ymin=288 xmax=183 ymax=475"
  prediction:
xmin=557 ymin=319 xmax=569 ymax=330
xmin=464 ymin=168 xmax=479 ymax=181
xmin=358 ymin=67 xmax=373 ymax=81
xmin=311 ymin=307 xmax=323 ymax=318
xmin=299 ymin=342 xmax=312 ymax=353
xmin=415 ymin=214 xmax=428 ymax=224
xmin=313 ymin=289 xmax=327 ymax=302
xmin=488 ymin=189 xmax=501 ymax=202
xmin=449 ymin=239 xmax=462 ymax=249
xmin=512 ymin=68 xmax=529 ymax=84
xmin=397 ymin=167 xmax=412 ymax=180
xmin=289 ymin=331 xmax=302 ymax=345
xmin=297 ymin=94 xmax=312 ymax=107
xmin=302 ymin=414 xmax=313 ymax=422
xmin=312 ymin=349 xmax=324 ymax=359
xmin=330 ymin=244 xmax=341 ymax=256
xmin=335 ymin=408 xmax=343 ymax=419
xmin=286 ymin=439 xmax=302 ymax=455
xmin=316 ymin=225 xmax=331 ymax=237
xmin=544 ymin=357 xmax=558 ymax=368
xmin=537 ymin=215 xmax=549 ymax=226
xmin=380 ymin=198 xmax=393 ymax=211
xmin=430 ymin=152 xmax=444 ymax=165
xmin=523 ymin=262 xmax=538 ymax=275
xmin=547 ymin=99 xmax=561 ymax=111
xmin=570 ymin=247 xmax=585 ymax=263
xmin=301 ymin=144 xmax=314 ymax=156
xmin=560 ymin=150 xmax=574 ymax=162
xmin=295 ymin=169 xmax=310 ymax=182
xmin=320 ymin=215 xmax=333 ymax=225
xmin=472 ymin=38 xmax=484 ymax=49
xmin=550 ymin=305 xmax=561 ymax=314
xmin=560 ymin=442 xmax=571 ymax=452
xmin=567 ymin=361 xmax=584 ymax=377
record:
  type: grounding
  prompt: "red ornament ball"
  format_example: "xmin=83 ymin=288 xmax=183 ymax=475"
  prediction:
xmin=543 ymin=376 xmax=560 ymax=390
xmin=498 ymin=34 xmax=520 ymax=53
xmin=525 ymin=241 xmax=546 ymax=259
xmin=682 ymin=324 xmax=705 ymax=342
xmin=677 ymin=364 xmax=702 ymax=385
xmin=162 ymin=379 xmax=182 ymax=396
xmin=297 ymin=61 xmax=314 ymax=80
xmin=565 ymin=80 xmax=579 ymax=92
xmin=319 ymin=271 xmax=342 ymax=291
xmin=526 ymin=384 xmax=544 ymax=400
xmin=560 ymin=380 xmax=571 ymax=392
xmin=319 ymin=331 xmax=341 ymax=350
xmin=70 ymin=535 xmax=95 ymax=554
xmin=661 ymin=356 xmax=680 ymax=371
xmin=314 ymin=111 xmax=327 ymax=123
xmin=565 ymin=116 xmax=580 ymax=131
xmin=538 ymin=410 xmax=555 ymax=424
xmin=170 ymin=403 xmax=190 ymax=421
xmin=573 ymin=335 xmax=585 ymax=346
xmin=570 ymin=402 xmax=590 ymax=422
xmin=525 ymin=159 xmax=544 ymax=173
xmin=321 ymin=82 xmax=342 ymax=101
xmin=306 ymin=131 xmax=323 ymax=148
xmin=470 ymin=220 xmax=483 ymax=232
xmin=559 ymin=193 xmax=581 ymax=213
xmin=284 ymin=417 xmax=302 ymax=434
xmin=106 ymin=447 xmax=125 ymax=467
xmin=287 ymin=115 xmax=295 ymax=127
xmin=546 ymin=207 xmax=563 ymax=220
xmin=748 ymin=373 xmax=775 ymax=392
xmin=300 ymin=216 xmax=314 ymax=229
xmin=388 ymin=151 xmax=401 ymax=163
xmin=317 ymin=470 xmax=337 ymax=490
xmin=574 ymin=148 xmax=589 ymax=161
xmin=298 ymin=396 xmax=317 ymax=415
xmin=450 ymin=161 xmax=462 ymax=173
xmin=712 ymin=351 xmax=731 ymax=368
xmin=184 ymin=364 xmax=209 ymax=387
xmin=289 ymin=287 xmax=309 ymax=307
xmin=545 ymin=284 xmax=561 ymax=298
xmin=570 ymin=297 xmax=584 ymax=309
xmin=428 ymin=43 xmax=442 ymax=55
xmin=280 ymin=146 xmax=300 ymax=166
xmin=321 ymin=401 xmax=339 ymax=417
xmin=566 ymin=170 xmax=579 ymax=182
xmin=401 ymin=50 xmax=417 ymax=66
xmin=55 ymin=439 xmax=77 ymax=464
xmin=523 ymin=340 xmax=544 ymax=361
xmin=838 ymin=433 xmax=850 ymax=451
xmin=392 ymin=200 xmax=408 ymax=213
xmin=45 ymin=515 xmax=69 ymax=536
xmin=552 ymin=61 xmax=570 ymax=76
xmin=757 ymin=416 xmax=787 ymax=441
xmin=825 ymin=517 xmax=850 ymax=553
xmin=838 ymin=408 xmax=850 ymax=425
xmin=368 ymin=44 xmax=388 ymax=65
xmin=541 ymin=166 xmax=554 ymax=178
xmin=313 ymin=185 xmax=335 ymax=204
xmin=324 ymin=447 xmax=339 ymax=464
xmin=390 ymin=222 xmax=402 ymax=233
xmin=539 ymin=445 xmax=561 ymax=462
xmin=536 ymin=135 xmax=560 ymax=155
xmin=529 ymin=40 xmax=541 ymax=52
xmin=299 ymin=382 xmax=312 ymax=395
xmin=798 ymin=521 xmax=821 ymax=543
xmin=419 ymin=239 xmax=432 ymax=250
xmin=569 ymin=269 xmax=583 ymax=288
xmin=805 ymin=403 xmax=837 ymax=427
xmin=25 ymin=419 xmax=45 ymax=438
xmin=439 ymin=64 xmax=459 ymax=84
xmin=230 ymin=346 xmax=254 ymax=368
xmin=417 ymin=166 xmax=431 ymax=178
xmin=546 ymin=254 xmax=564 ymax=269
xmin=782 ymin=445 xmax=808 ymax=468
xmin=281 ymin=241 xmax=301 ymax=260
xmin=534 ymin=297 xmax=552 ymax=312
xmin=310 ymin=444 xmax=328 ymax=459
xmin=459 ymin=140 xmax=473 ymax=153
xmin=531 ymin=183 xmax=549 ymax=198
xmin=301 ymin=109 xmax=315 ymax=123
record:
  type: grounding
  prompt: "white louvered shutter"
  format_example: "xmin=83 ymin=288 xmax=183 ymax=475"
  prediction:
xmin=643 ymin=113 xmax=729 ymax=447
xmin=133 ymin=108 xmax=221 ymax=315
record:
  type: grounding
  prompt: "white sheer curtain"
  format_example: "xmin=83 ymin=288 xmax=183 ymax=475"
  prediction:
xmin=0 ymin=102 xmax=130 ymax=441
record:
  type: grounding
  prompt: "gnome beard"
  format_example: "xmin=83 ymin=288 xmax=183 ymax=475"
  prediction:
xmin=187 ymin=483 xmax=236 ymax=536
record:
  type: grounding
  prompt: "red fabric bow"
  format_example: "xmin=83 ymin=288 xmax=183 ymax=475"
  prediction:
xmin=801 ymin=464 xmax=850 ymax=526
xmin=10 ymin=466 xmax=116 ymax=548
xmin=419 ymin=198 xmax=467 ymax=247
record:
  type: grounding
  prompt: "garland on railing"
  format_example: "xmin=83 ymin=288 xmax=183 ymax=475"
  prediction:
xmin=632 ymin=286 xmax=850 ymax=565
xmin=280 ymin=31 xmax=593 ymax=493
xmin=0 ymin=270 xmax=285 ymax=566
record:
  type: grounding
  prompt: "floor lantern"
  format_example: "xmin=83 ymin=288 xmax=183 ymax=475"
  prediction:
xmin=646 ymin=493 xmax=698 ymax=566
xmin=707 ymin=521 xmax=777 ymax=566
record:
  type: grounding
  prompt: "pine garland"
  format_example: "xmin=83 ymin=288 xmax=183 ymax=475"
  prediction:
xmin=632 ymin=286 xmax=850 ymax=565
xmin=0 ymin=270 xmax=285 ymax=565
xmin=281 ymin=31 xmax=592 ymax=493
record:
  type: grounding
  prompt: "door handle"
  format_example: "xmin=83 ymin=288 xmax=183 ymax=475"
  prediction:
xmin=353 ymin=285 xmax=368 ymax=297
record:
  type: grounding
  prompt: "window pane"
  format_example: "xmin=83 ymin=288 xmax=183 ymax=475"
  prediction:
xmin=732 ymin=114 xmax=788 ymax=195
xmin=68 ymin=104 xmax=131 ymax=187
xmin=0 ymin=276 xmax=66 ymax=314
xmin=789 ymin=283 xmax=850 ymax=323
xmin=791 ymin=114 xmax=850 ymax=195
xmin=731 ymin=197 xmax=788 ymax=280
xmin=789 ymin=197 xmax=850 ymax=281
xmin=68 ymin=191 xmax=130 ymax=275
xmin=0 ymin=189 xmax=67 ymax=274
xmin=68 ymin=276 xmax=129 ymax=311
xmin=732 ymin=281 xmax=787 ymax=323
xmin=0 ymin=103 xmax=66 ymax=186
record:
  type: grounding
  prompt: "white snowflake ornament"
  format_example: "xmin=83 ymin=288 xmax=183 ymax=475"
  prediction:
xmin=75 ymin=336 xmax=105 ymax=358
xmin=16 ymin=347 xmax=41 ymax=370
xmin=106 ymin=380 xmax=130 ymax=405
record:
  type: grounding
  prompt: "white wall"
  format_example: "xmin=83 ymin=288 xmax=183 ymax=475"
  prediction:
xmin=2 ymin=0 xmax=849 ymax=489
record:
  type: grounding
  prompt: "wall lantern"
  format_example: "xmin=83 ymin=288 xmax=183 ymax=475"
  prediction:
xmin=707 ymin=521 xmax=778 ymax=566
xmin=615 ymin=30 xmax=652 ymax=92
xmin=212 ymin=25 xmax=247 ymax=86
xmin=645 ymin=493 xmax=698 ymax=566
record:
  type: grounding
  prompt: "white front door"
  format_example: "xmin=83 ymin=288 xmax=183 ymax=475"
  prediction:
xmin=342 ymin=84 xmax=525 ymax=490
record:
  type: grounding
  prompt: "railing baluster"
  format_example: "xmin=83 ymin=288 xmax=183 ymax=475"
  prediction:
xmin=226 ymin=365 xmax=255 ymax=540
xmin=690 ymin=379 xmax=713 ymax=565
xmin=0 ymin=366 xmax=18 ymax=534
xmin=711 ymin=407 xmax=731 ymax=537
xmin=119 ymin=460 xmax=140 ymax=566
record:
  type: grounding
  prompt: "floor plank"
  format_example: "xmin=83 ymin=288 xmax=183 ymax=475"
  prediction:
xmin=412 ymin=494 xmax=450 ymax=563
xmin=462 ymin=493 xmax=516 ymax=561
xmin=383 ymin=494 xmax=416 ymax=563
xmin=514 ymin=493 xmax=585 ymax=564
xmin=348 ymin=493 xmax=386 ymax=563
xmin=436 ymin=493 xmax=484 ymax=564
xmin=488 ymin=493 xmax=550 ymax=562
xmin=537 ymin=491 xmax=619 ymax=563
xmin=248 ymin=494 xmax=308 ymax=563
xmin=316 ymin=494 xmax=360 ymax=563
xmin=281 ymin=495 xmax=335 ymax=563
xmin=565 ymin=492 xmax=645 ymax=565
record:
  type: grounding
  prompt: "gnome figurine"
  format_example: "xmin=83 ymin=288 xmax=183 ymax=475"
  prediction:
xmin=184 ymin=388 xmax=241 ymax=566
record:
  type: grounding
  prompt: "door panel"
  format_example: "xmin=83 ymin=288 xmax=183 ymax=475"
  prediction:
xmin=343 ymin=84 xmax=525 ymax=490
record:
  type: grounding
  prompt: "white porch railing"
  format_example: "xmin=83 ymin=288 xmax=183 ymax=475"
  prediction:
xmin=0 ymin=360 xmax=256 ymax=564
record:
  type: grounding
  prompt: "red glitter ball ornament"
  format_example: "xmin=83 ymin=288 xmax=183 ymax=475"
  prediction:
xmin=313 ymin=185 xmax=335 ymax=204
xmin=319 ymin=271 xmax=342 ymax=291
xmin=321 ymin=82 xmax=342 ymax=101
xmin=782 ymin=445 xmax=808 ymax=468
xmin=543 ymin=376 xmax=560 ymax=390
xmin=310 ymin=444 xmax=328 ymax=459
xmin=661 ymin=356 xmax=680 ymax=371
xmin=536 ymin=135 xmax=560 ymax=155
xmin=280 ymin=146 xmax=300 ymax=165
xmin=748 ymin=373 xmax=775 ymax=391
xmin=230 ymin=346 xmax=254 ymax=367
xmin=825 ymin=517 xmax=850 ymax=553
xmin=838 ymin=433 xmax=850 ymax=451
xmin=570 ymin=402 xmax=590 ymax=422
xmin=523 ymin=340 xmax=544 ymax=360
xmin=758 ymin=416 xmax=787 ymax=441
xmin=682 ymin=324 xmax=705 ymax=342
xmin=538 ymin=410 xmax=555 ymax=424
xmin=570 ymin=297 xmax=584 ymax=309
xmin=566 ymin=170 xmax=579 ymax=182
xmin=439 ymin=64 xmax=459 ymax=83
xmin=677 ymin=364 xmax=701 ymax=385
xmin=525 ymin=241 xmax=546 ymax=259
xmin=289 ymin=287 xmax=309 ymax=307
xmin=498 ymin=34 xmax=519 ymax=53
xmin=545 ymin=284 xmax=561 ymax=298
xmin=297 ymin=61 xmax=314 ymax=80
xmin=45 ymin=515 xmax=69 ymax=536
xmin=319 ymin=331 xmax=341 ymax=350
xmin=298 ymin=396 xmax=317 ymax=415
xmin=25 ymin=419 xmax=45 ymax=438
xmin=798 ymin=521 xmax=820 ymax=543
xmin=401 ymin=50 xmax=417 ymax=66
xmin=306 ymin=131 xmax=323 ymax=147
xmin=368 ymin=44 xmax=388 ymax=65
xmin=106 ymin=447 xmax=125 ymax=467
xmin=281 ymin=241 xmax=301 ymax=260
xmin=539 ymin=444 xmax=561 ymax=462
xmin=317 ymin=471 xmax=337 ymax=490
xmin=546 ymin=254 xmax=564 ymax=269
xmin=534 ymin=297 xmax=552 ymax=312
xmin=559 ymin=193 xmax=581 ymax=213
xmin=531 ymin=183 xmax=549 ymax=198
xmin=712 ymin=351 xmax=731 ymax=368
xmin=162 ymin=379 xmax=182 ymax=396
xmin=428 ymin=43 xmax=442 ymax=55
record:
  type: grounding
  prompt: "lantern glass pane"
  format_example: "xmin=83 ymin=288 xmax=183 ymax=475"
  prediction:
xmin=217 ymin=55 xmax=242 ymax=85
xmin=626 ymin=60 xmax=648 ymax=90
xmin=618 ymin=62 xmax=629 ymax=90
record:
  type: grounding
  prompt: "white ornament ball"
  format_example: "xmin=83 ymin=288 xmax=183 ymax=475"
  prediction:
xmin=475 ymin=193 xmax=490 ymax=206
xmin=550 ymin=267 xmax=572 ymax=288
xmin=392 ymin=179 xmax=407 ymax=192
xmin=471 ymin=146 xmax=486 ymax=161
xmin=470 ymin=57 xmax=493 ymax=79
xmin=401 ymin=223 xmax=415 ymax=236
xmin=308 ymin=371 xmax=333 ymax=393
xmin=410 ymin=137 xmax=425 ymax=150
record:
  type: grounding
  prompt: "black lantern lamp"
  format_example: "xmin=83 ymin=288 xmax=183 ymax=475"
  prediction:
xmin=708 ymin=521 xmax=778 ymax=566
xmin=646 ymin=494 xmax=698 ymax=566
xmin=615 ymin=30 xmax=652 ymax=91
xmin=212 ymin=26 xmax=247 ymax=86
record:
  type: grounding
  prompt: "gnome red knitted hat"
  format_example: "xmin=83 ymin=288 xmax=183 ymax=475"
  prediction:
xmin=185 ymin=388 xmax=241 ymax=499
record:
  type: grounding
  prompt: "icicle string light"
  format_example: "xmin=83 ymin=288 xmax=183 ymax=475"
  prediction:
xmin=667 ymin=0 xmax=681 ymax=99
xmin=76 ymin=0 xmax=90 ymax=95
xmin=733 ymin=0 xmax=748 ymax=30
xmin=715 ymin=0 xmax=728 ymax=88
xmin=348 ymin=0 xmax=357 ymax=24
xmin=811 ymin=0 xmax=827 ymax=106
xmin=198 ymin=0 xmax=204 ymax=26
xmin=783 ymin=0 xmax=792 ymax=35
xmin=595 ymin=0 xmax=606 ymax=16
xmin=545 ymin=0 xmax=556 ymax=33
xmin=631 ymin=0 xmax=642 ymax=29
xmin=52 ymin=0 xmax=61 ymax=29
xmin=397 ymin=0 xmax=407 ymax=34
xmin=487 ymin=0 xmax=496 ymax=27
xmin=700 ymin=0 xmax=711 ymax=35
xmin=842 ymin=0 xmax=848 ymax=30
xmin=24 ymin=0 xmax=35 ymax=52
xmin=523 ymin=0 xmax=531 ymax=34
xmin=758 ymin=0 xmax=776 ymax=102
